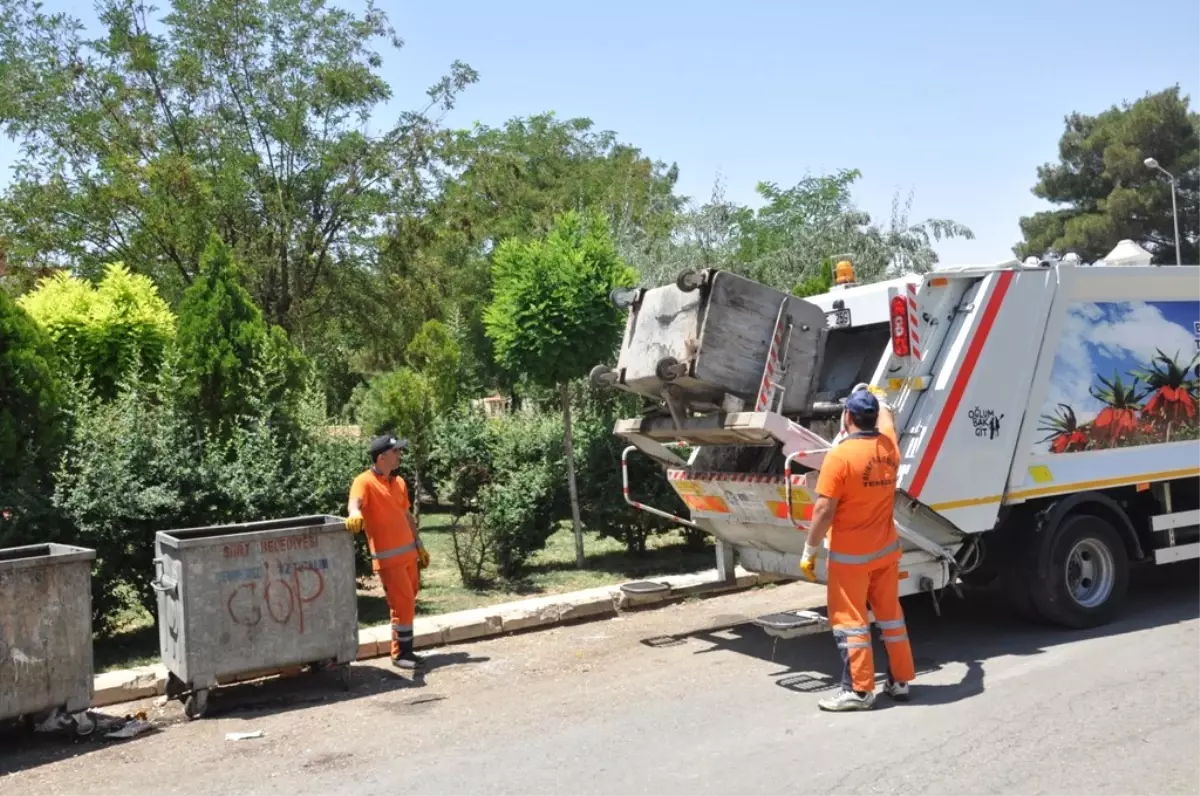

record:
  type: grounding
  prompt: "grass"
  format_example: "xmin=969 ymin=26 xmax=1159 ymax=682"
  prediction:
xmin=93 ymin=512 xmax=716 ymax=673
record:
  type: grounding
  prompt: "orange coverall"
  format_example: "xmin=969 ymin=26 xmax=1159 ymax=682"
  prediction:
xmin=814 ymin=413 xmax=916 ymax=693
xmin=349 ymin=469 xmax=421 ymax=660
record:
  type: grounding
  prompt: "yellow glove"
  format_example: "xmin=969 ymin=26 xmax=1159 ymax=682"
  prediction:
xmin=345 ymin=515 xmax=364 ymax=534
xmin=417 ymin=546 xmax=430 ymax=569
xmin=867 ymin=385 xmax=888 ymax=401
xmin=799 ymin=543 xmax=818 ymax=582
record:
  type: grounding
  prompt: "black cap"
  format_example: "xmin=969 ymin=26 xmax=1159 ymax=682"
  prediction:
xmin=368 ymin=434 xmax=408 ymax=459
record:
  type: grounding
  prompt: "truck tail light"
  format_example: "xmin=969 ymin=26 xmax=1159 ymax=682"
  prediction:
xmin=890 ymin=295 xmax=911 ymax=357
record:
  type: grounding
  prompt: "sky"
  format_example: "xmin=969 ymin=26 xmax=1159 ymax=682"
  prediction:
xmin=1 ymin=0 xmax=1198 ymax=266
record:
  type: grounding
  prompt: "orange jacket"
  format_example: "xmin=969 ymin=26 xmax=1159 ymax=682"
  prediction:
xmin=350 ymin=469 xmax=416 ymax=571
xmin=815 ymin=412 xmax=901 ymax=566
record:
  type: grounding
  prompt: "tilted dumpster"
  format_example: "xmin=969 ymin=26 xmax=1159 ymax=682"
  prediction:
xmin=0 ymin=543 xmax=97 ymax=724
xmin=153 ymin=515 xmax=358 ymax=719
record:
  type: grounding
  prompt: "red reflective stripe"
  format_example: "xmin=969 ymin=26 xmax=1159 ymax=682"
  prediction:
xmin=908 ymin=271 xmax=1014 ymax=499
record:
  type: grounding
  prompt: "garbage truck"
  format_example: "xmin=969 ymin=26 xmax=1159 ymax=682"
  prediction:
xmin=589 ymin=258 xmax=1200 ymax=637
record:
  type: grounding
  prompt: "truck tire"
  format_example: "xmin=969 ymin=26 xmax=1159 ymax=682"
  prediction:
xmin=1029 ymin=513 xmax=1129 ymax=629
xmin=996 ymin=519 xmax=1045 ymax=622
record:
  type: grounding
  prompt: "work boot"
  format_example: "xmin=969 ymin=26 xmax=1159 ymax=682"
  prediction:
xmin=884 ymin=677 xmax=910 ymax=702
xmin=391 ymin=654 xmax=425 ymax=671
xmin=817 ymin=688 xmax=875 ymax=712
xmin=392 ymin=639 xmax=426 ymax=671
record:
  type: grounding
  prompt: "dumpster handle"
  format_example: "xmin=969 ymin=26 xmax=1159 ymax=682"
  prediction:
xmin=621 ymin=445 xmax=702 ymax=530
xmin=151 ymin=557 xmax=178 ymax=597
xmin=783 ymin=452 xmax=813 ymax=530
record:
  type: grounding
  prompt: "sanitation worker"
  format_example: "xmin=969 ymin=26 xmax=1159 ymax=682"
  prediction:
xmin=345 ymin=434 xmax=431 ymax=670
xmin=799 ymin=386 xmax=916 ymax=711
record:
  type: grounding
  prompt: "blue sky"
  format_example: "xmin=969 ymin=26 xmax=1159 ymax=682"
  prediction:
xmin=2 ymin=0 xmax=1197 ymax=265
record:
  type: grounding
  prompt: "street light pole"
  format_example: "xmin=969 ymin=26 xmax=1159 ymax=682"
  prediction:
xmin=1144 ymin=157 xmax=1183 ymax=266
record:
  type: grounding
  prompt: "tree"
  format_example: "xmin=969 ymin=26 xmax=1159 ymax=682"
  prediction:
xmin=405 ymin=319 xmax=462 ymax=411
xmin=792 ymin=259 xmax=835 ymax=298
xmin=351 ymin=319 xmax=460 ymax=512
xmin=0 ymin=289 xmax=64 ymax=546
xmin=1016 ymin=86 xmax=1199 ymax=264
xmin=18 ymin=262 xmax=175 ymax=399
xmin=437 ymin=113 xmax=680 ymax=252
xmin=632 ymin=171 xmax=973 ymax=293
xmin=0 ymin=0 xmax=477 ymax=332
xmin=427 ymin=113 xmax=681 ymax=394
xmin=484 ymin=211 xmax=636 ymax=567
xmin=176 ymin=235 xmax=304 ymax=437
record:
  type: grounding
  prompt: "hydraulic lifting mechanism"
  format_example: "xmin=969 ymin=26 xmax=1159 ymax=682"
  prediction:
xmin=589 ymin=264 xmax=971 ymax=640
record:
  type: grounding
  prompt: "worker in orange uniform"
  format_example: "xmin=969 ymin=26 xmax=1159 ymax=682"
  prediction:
xmin=800 ymin=387 xmax=916 ymax=711
xmin=345 ymin=434 xmax=431 ymax=670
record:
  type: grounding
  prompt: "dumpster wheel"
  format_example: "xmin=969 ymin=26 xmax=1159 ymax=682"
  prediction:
xmin=183 ymin=689 xmax=209 ymax=721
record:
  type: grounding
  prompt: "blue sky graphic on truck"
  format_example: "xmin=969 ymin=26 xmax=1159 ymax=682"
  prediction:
xmin=1034 ymin=301 xmax=1200 ymax=455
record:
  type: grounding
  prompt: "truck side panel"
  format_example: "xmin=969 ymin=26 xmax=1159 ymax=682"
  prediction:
xmin=1006 ymin=265 xmax=1200 ymax=503
xmin=889 ymin=268 xmax=1059 ymax=533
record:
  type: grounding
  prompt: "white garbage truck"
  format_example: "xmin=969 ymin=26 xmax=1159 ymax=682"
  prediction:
xmin=589 ymin=258 xmax=1199 ymax=636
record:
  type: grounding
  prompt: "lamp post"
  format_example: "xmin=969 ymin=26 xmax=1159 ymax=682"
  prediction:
xmin=1144 ymin=157 xmax=1182 ymax=266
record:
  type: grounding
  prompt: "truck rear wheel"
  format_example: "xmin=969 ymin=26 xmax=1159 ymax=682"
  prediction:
xmin=1030 ymin=514 xmax=1129 ymax=629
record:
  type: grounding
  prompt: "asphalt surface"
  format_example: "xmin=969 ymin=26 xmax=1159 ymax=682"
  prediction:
xmin=2 ymin=564 xmax=1198 ymax=796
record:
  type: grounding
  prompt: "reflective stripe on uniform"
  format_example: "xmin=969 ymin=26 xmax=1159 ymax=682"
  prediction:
xmin=883 ymin=633 xmax=909 ymax=644
xmin=875 ymin=618 xmax=906 ymax=630
xmin=828 ymin=539 xmax=900 ymax=566
xmin=833 ymin=625 xmax=870 ymax=649
xmin=392 ymin=623 xmax=414 ymax=638
xmin=373 ymin=541 xmax=417 ymax=561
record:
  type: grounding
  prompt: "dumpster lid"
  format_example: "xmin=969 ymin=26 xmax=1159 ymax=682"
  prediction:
xmin=0 ymin=543 xmax=97 ymax=574
xmin=155 ymin=515 xmax=344 ymax=549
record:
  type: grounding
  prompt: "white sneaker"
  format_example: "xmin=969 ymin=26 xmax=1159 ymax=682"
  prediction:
xmin=818 ymin=688 xmax=876 ymax=712
xmin=884 ymin=679 xmax=910 ymax=702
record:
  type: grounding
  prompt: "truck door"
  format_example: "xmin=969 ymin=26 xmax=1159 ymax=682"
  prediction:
xmin=880 ymin=268 xmax=1059 ymax=534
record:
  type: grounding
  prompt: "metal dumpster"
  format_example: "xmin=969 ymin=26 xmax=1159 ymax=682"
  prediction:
xmin=0 ymin=543 xmax=97 ymax=723
xmin=153 ymin=515 xmax=358 ymax=719
xmin=592 ymin=268 xmax=828 ymax=416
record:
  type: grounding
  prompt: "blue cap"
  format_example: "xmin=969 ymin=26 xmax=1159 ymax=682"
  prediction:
xmin=845 ymin=389 xmax=880 ymax=416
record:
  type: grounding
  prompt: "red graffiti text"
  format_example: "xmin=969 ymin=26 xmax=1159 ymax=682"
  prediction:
xmin=225 ymin=559 xmax=328 ymax=634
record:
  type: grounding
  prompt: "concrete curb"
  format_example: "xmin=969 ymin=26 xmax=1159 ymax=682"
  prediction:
xmin=91 ymin=566 xmax=785 ymax=709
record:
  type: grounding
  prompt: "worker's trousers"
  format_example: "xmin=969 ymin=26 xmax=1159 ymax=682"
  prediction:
xmin=827 ymin=557 xmax=915 ymax=694
xmin=378 ymin=558 xmax=420 ymax=659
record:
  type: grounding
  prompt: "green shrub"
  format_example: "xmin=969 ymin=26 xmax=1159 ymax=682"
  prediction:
xmin=0 ymin=289 xmax=64 ymax=548
xmin=478 ymin=462 xmax=557 ymax=577
xmin=17 ymin=263 xmax=175 ymax=400
xmin=53 ymin=363 xmax=371 ymax=630
xmin=426 ymin=403 xmax=493 ymax=514
xmin=573 ymin=386 xmax=688 ymax=555
xmin=426 ymin=403 xmax=565 ymax=580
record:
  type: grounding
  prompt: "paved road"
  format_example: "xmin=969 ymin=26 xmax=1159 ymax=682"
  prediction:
xmin=3 ymin=565 xmax=1197 ymax=796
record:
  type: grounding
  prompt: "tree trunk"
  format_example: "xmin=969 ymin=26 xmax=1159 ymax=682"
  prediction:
xmin=413 ymin=460 xmax=422 ymax=522
xmin=561 ymin=382 xmax=585 ymax=568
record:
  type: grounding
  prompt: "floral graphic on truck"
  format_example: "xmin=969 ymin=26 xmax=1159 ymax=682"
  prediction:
xmin=1033 ymin=300 xmax=1200 ymax=455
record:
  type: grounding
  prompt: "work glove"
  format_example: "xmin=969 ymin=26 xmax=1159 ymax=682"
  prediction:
xmin=799 ymin=542 xmax=818 ymax=582
xmin=417 ymin=546 xmax=430 ymax=570
xmin=345 ymin=515 xmax=364 ymax=534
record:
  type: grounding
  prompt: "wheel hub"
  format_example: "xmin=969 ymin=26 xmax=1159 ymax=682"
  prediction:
xmin=1065 ymin=538 xmax=1115 ymax=609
